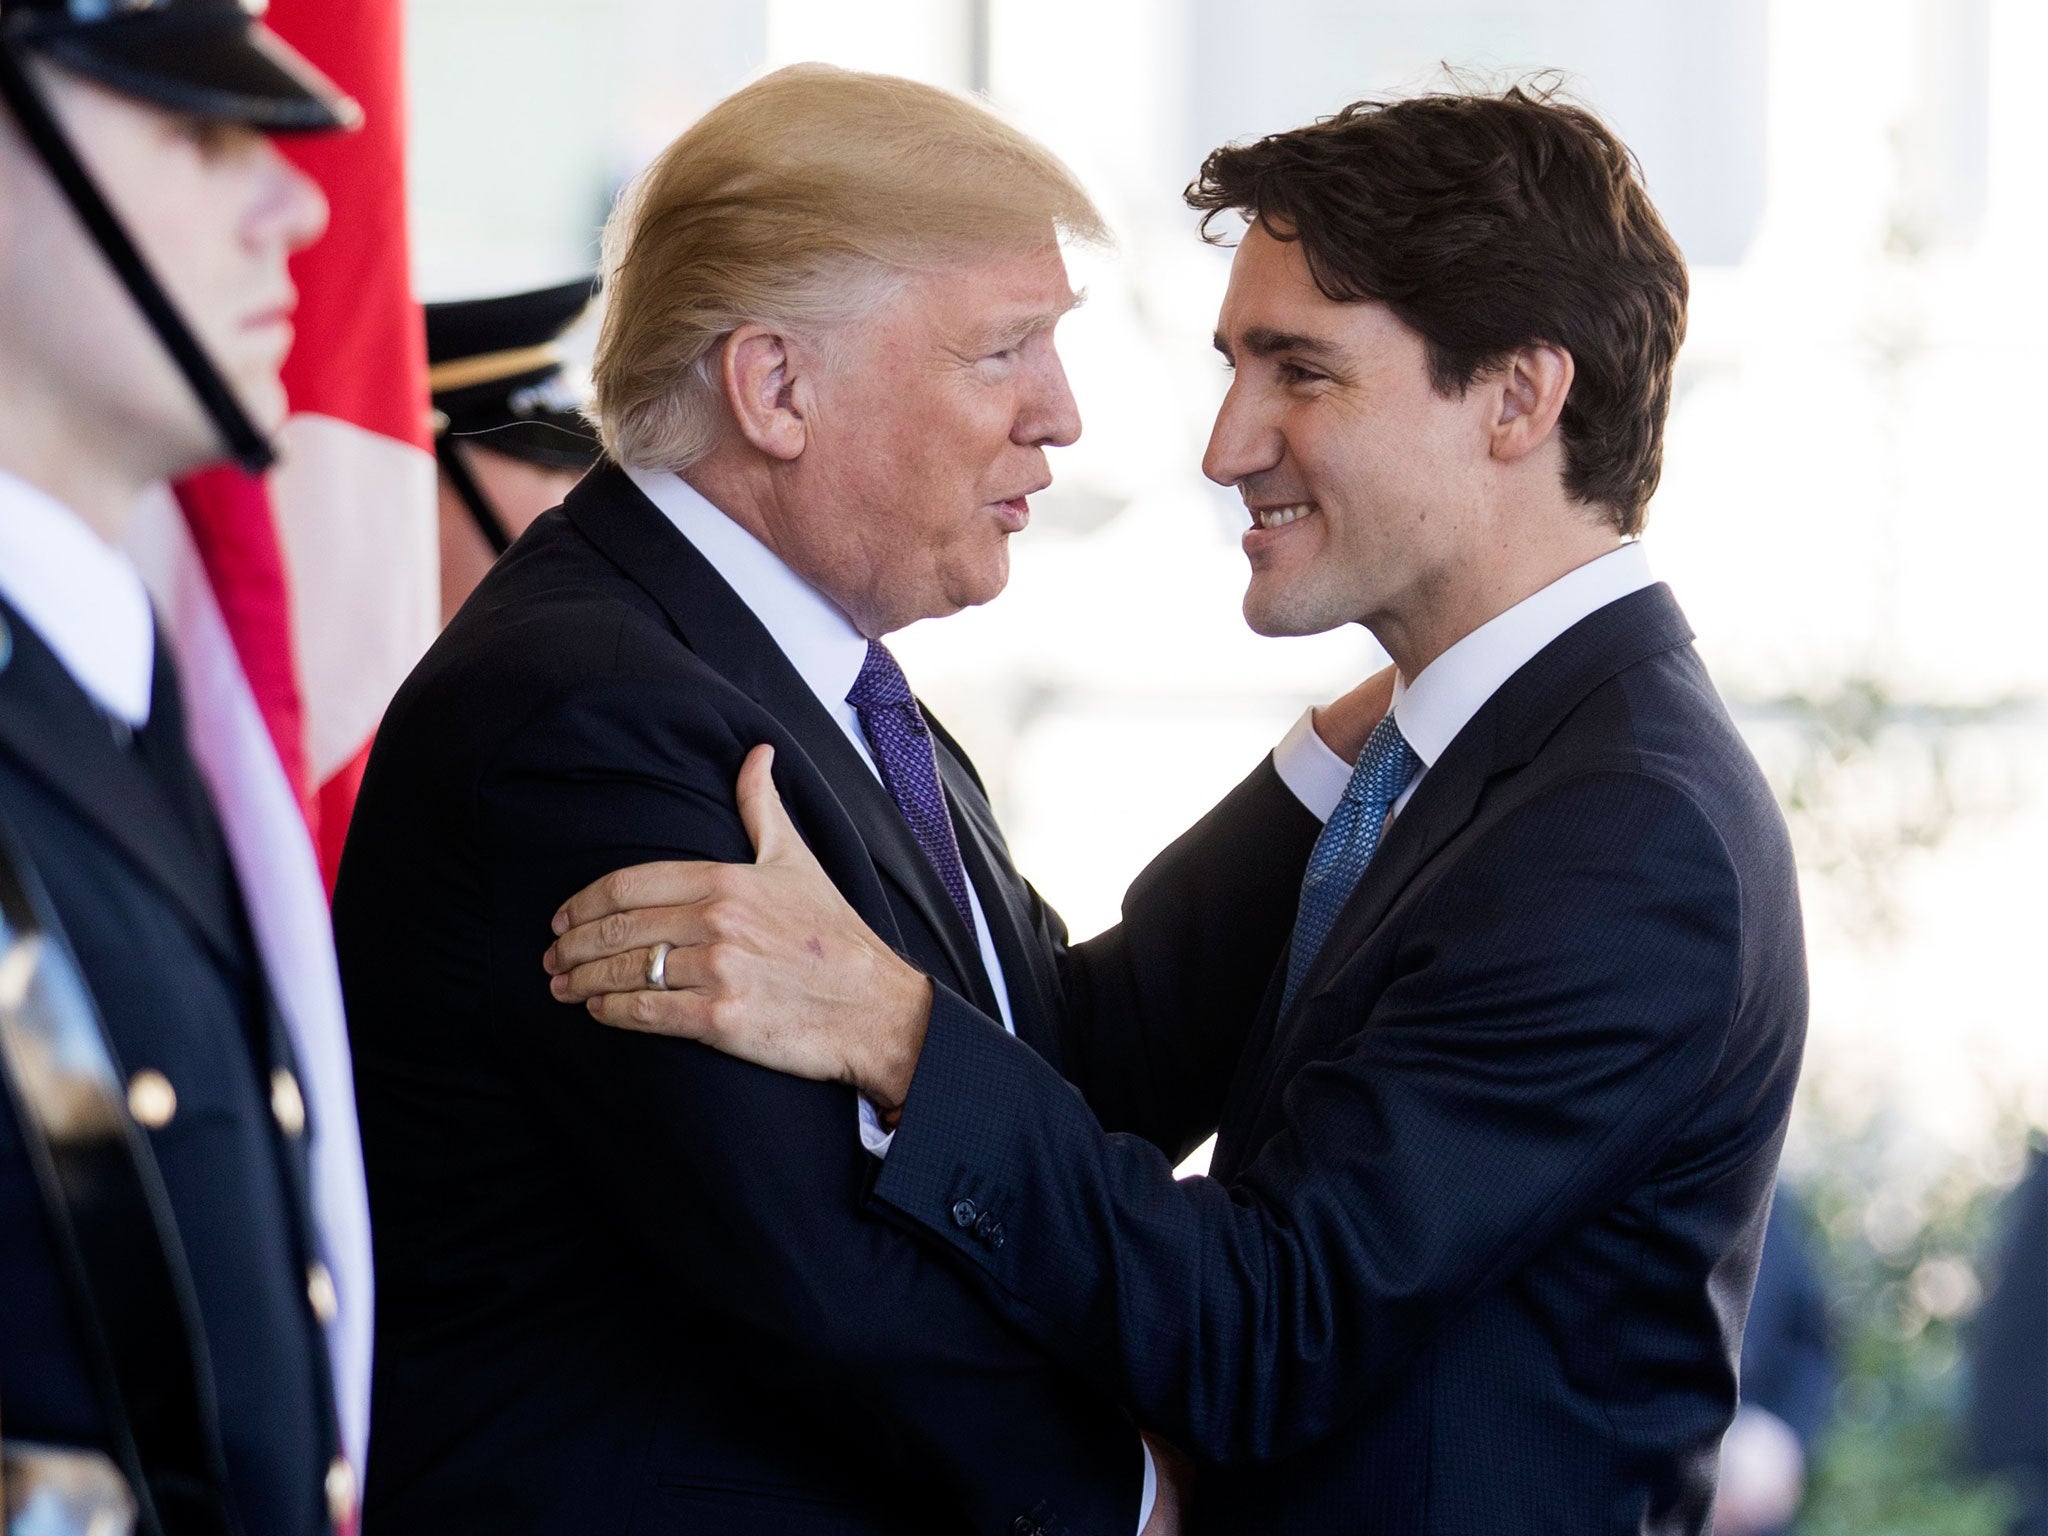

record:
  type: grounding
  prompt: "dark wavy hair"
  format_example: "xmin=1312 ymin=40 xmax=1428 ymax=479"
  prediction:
xmin=1187 ymin=84 xmax=1687 ymax=536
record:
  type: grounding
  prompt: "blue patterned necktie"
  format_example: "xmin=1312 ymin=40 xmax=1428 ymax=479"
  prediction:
xmin=846 ymin=640 xmax=977 ymax=935
xmin=1283 ymin=713 xmax=1422 ymax=1009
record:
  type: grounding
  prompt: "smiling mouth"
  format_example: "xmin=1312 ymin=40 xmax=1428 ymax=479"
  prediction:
xmin=1249 ymin=502 xmax=1316 ymax=530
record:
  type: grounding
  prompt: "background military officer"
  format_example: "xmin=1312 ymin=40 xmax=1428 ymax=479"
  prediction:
xmin=426 ymin=278 xmax=601 ymax=623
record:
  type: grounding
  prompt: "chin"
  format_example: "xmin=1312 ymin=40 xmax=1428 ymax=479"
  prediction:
xmin=1243 ymin=577 xmax=1346 ymax=639
xmin=241 ymin=380 xmax=290 ymax=437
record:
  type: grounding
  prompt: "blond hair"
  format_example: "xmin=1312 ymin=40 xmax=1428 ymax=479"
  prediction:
xmin=590 ymin=64 xmax=1107 ymax=471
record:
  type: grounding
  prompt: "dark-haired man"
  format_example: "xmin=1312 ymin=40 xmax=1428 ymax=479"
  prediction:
xmin=549 ymin=87 xmax=1807 ymax=1533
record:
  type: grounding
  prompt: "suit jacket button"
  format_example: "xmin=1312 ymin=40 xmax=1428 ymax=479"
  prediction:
xmin=986 ymin=1221 xmax=1005 ymax=1251
xmin=307 ymin=1262 xmax=339 ymax=1324
xmin=271 ymin=1068 xmax=307 ymax=1136
xmin=126 ymin=1069 xmax=177 ymax=1129
xmin=1010 ymin=1517 xmax=1043 ymax=1536
xmin=974 ymin=1209 xmax=1001 ymax=1242
xmin=951 ymin=1198 xmax=978 ymax=1228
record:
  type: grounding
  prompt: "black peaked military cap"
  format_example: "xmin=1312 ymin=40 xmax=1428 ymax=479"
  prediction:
xmin=0 ymin=0 xmax=359 ymax=133
xmin=427 ymin=278 xmax=602 ymax=471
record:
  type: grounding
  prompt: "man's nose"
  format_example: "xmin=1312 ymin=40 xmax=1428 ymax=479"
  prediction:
xmin=1202 ymin=377 xmax=1280 ymax=487
xmin=253 ymin=140 xmax=329 ymax=256
xmin=1017 ymin=345 xmax=1082 ymax=450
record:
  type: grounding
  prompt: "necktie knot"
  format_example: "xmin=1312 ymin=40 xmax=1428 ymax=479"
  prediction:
xmin=848 ymin=640 xmax=917 ymax=714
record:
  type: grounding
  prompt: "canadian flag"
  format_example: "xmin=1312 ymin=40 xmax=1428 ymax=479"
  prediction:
xmin=124 ymin=0 xmax=432 ymax=1485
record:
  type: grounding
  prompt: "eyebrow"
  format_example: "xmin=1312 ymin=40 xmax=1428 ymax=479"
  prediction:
xmin=981 ymin=288 xmax=1088 ymax=352
xmin=1212 ymin=326 xmax=1341 ymax=363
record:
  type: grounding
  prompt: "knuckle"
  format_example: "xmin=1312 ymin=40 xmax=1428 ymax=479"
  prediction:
xmin=703 ymin=996 xmax=740 ymax=1037
xmin=599 ymin=911 xmax=632 ymax=949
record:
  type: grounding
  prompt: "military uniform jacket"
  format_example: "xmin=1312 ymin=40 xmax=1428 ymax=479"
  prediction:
xmin=0 ymin=598 xmax=340 ymax=1536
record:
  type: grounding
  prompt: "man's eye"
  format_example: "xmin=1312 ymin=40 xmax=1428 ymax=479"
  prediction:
xmin=1279 ymin=363 xmax=1326 ymax=385
xmin=171 ymin=116 xmax=236 ymax=155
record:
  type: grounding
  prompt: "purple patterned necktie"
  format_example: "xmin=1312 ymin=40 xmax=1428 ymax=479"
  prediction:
xmin=846 ymin=639 xmax=977 ymax=935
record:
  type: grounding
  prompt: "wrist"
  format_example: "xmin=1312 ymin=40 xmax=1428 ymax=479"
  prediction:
xmin=859 ymin=959 xmax=932 ymax=1115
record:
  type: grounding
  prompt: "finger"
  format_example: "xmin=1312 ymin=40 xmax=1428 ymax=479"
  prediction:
xmin=734 ymin=744 xmax=786 ymax=863
xmin=584 ymin=988 xmax=714 ymax=1039
xmin=552 ymin=859 xmax=725 ymax=935
xmin=734 ymin=744 xmax=820 ymax=871
xmin=553 ymin=934 xmax=740 ymax=1003
xmin=545 ymin=903 xmax=715 ymax=974
xmin=550 ymin=944 xmax=680 ymax=1003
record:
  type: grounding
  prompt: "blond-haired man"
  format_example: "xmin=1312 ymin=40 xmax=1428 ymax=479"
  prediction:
xmin=336 ymin=66 xmax=1368 ymax=1534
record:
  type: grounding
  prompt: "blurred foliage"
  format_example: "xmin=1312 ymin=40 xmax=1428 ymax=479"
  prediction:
xmin=1761 ymin=674 xmax=2023 ymax=944
xmin=1787 ymin=1111 xmax=2028 ymax=1536
xmin=1759 ymin=669 xmax=2037 ymax=1534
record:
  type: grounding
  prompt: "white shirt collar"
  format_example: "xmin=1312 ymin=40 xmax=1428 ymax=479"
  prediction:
xmin=0 ymin=468 xmax=154 ymax=728
xmin=624 ymin=467 xmax=870 ymax=713
xmin=1392 ymin=541 xmax=1653 ymax=769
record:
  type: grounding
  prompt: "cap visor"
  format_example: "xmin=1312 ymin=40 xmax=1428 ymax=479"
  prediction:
xmin=449 ymin=411 xmax=604 ymax=472
xmin=41 ymin=17 xmax=361 ymax=134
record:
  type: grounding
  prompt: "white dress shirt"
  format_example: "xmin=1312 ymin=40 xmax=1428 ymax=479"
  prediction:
xmin=0 ymin=469 xmax=155 ymax=728
xmin=1276 ymin=542 xmax=1656 ymax=821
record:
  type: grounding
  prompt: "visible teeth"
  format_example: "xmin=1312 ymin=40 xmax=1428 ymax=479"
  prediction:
xmin=1253 ymin=503 xmax=1314 ymax=530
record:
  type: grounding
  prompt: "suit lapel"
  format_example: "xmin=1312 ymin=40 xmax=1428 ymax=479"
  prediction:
xmin=1276 ymin=585 xmax=1699 ymax=1030
xmin=560 ymin=468 xmax=996 ymax=1009
xmin=932 ymin=737 xmax=1064 ymax=1065
xmin=0 ymin=602 xmax=242 ymax=967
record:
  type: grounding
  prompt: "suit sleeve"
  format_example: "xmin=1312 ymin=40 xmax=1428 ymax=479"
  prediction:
xmin=476 ymin=675 xmax=1142 ymax=1536
xmin=1042 ymin=756 xmax=1322 ymax=1160
xmin=869 ymin=771 xmax=1745 ymax=1464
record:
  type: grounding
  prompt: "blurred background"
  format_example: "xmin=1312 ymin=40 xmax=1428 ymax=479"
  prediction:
xmin=405 ymin=2 xmax=2046 ymax=1530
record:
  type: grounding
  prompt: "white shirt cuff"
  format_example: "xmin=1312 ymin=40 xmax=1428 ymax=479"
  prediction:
xmin=857 ymin=1095 xmax=896 ymax=1157
xmin=1272 ymin=706 xmax=1352 ymax=823
xmin=1137 ymin=1440 xmax=1157 ymax=1533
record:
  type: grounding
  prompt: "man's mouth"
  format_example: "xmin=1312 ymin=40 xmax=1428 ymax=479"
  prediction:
xmin=1249 ymin=501 xmax=1316 ymax=530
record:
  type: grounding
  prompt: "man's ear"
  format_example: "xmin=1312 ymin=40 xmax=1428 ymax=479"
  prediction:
xmin=1488 ymin=342 xmax=1574 ymax=466
xmin=718 ymin=324 xmax=807 ymax=461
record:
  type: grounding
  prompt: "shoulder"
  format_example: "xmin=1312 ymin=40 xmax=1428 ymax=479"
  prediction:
xmin=1504 ymin=638 xmax=1794 ymax=894
xmin=380 ymin=516 xmax=741 ymax=783
xmin=1444 ymin=766 xmax=1743 ymax=920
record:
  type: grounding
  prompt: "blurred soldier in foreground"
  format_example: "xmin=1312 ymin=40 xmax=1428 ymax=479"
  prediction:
xmin=1973 ymin=1144 xmax=2048 ymax=1536
xmin=426 ymin=280 xmax=600 ymax=623
xmin=0 ymin=2 xmax=362 ymax=1532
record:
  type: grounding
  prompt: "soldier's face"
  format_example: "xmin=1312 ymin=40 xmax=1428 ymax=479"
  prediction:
xmin=0 ymin=66 xmax=327 ymax=480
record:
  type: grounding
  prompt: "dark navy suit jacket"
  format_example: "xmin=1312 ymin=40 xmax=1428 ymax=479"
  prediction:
xmin=333 ymin=465 xmax=1318 ymax=1535
xmin=867 ymin=584 xmax=1809 ymax=1534
xmin=0 ymin=600 xmax=338 ymax=1536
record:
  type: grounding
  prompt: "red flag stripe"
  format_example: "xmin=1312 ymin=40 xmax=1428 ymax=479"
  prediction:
xmin=172 ymin=466 xmax=315 ymax=823
xmin=271 ymin=0 xmax=429 ymax=453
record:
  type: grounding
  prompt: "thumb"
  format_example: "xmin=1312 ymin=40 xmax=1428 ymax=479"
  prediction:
xmin=735 ymin=743 xmax=807 ymax=866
